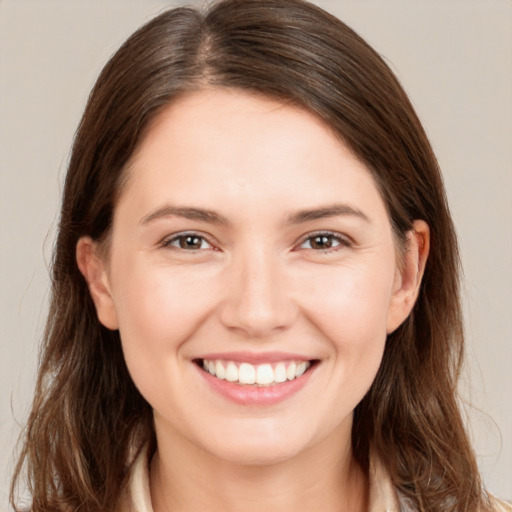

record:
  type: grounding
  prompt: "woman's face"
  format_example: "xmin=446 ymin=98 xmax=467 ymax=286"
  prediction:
xmin=82 ymin=88 xmax=422 ymax=466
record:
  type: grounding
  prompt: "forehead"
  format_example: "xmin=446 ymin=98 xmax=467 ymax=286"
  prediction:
xmin=131 ymin=88 xmax=344 ymax=167
xmin=116 ymin=87 xmax=388 ymax=226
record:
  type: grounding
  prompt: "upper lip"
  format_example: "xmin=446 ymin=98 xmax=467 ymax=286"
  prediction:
xmin=195 ymin=351 xmax=315 ymax=364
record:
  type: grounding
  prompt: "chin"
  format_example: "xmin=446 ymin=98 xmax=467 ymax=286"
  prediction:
xmin=210 ymin=440 xmax=302 ymax=467
xmin=197 ymin=421 xmax=315 ymax=467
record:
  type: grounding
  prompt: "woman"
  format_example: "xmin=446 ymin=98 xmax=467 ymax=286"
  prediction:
xmin=10 ymin=0 xmax=511 ymax=511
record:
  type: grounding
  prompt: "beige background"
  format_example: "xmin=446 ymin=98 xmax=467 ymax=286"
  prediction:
xmin=1 ymin=0 xmax=511 ymax=509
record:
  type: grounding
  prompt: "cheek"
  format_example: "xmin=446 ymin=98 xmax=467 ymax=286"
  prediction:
xmin=284 ymin=262 xmax=394 ymax=438
xmin=299 ymin=261 xmax=393 ymax=394
xmin=108 ymin=258 xmax=225 ymax=415
xmin=109 ymin=257 xmax=220 ymax=364
xmin=299 ymin=261 xmax=395 ymax=345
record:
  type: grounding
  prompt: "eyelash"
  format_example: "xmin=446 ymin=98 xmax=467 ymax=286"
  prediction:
xmin=161 ymin=231 xmax=351 ymax=253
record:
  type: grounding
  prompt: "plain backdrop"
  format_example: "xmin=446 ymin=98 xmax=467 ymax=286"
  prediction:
xmin=1 ymin=0 xmax=511 ymax=509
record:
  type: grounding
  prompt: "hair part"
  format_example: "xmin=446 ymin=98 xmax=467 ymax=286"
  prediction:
xmin=12 ymin=1 xmax=491 ymax=511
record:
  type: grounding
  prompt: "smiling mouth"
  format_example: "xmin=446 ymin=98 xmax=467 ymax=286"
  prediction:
xmin=196 ymin=359 xmax=317 ymax=387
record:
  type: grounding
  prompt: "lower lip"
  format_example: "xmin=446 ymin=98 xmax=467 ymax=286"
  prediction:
xmin=196 ymin=364 xmax=315 ymax=406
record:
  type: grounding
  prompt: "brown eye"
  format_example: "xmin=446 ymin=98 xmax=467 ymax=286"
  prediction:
xmin=299 ymin=233 xmax=347 ymax=251
xmin=165 ymin=233 xmax=212 ymax=250
xmin=310 ymin=235 xmax=334 ymax=249
xmin=180 ymin=235 xmax=203 ymax=249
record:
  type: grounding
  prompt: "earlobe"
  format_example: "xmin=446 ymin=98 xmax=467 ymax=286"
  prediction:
xmin=76 ymin=237 xmax=119 ymax=330
xmin=386 ymin=220 xmax=430 ymax=334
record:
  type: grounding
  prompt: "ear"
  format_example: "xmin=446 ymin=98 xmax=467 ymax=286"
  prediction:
xmin=76 ymin=237 xmax=119 ymax=330
xmin=386 ymin=220 xmax=430 ymax=334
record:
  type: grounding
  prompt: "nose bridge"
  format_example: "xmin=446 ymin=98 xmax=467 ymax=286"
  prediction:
xmin=219 ymin=243 xmax=295 ymax=336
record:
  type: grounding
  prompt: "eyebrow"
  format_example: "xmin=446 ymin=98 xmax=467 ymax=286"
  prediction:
xmin=287 ymin=203 xmax=370 ymax=224
xmin=140 ymin=202 xmax=370 ymax=227
xmin=140 ymin=206 xmax=230 ymax=226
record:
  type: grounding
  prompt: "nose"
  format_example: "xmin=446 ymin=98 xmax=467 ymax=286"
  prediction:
xmin=218 ymin=247 xmax=298 ymax=338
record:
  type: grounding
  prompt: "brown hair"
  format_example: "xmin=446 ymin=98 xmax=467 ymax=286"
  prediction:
xmin=11 ymin=1 xmax=492 ymax=510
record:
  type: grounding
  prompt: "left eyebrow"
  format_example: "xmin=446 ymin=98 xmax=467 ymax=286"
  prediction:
xmin=287 ymin=203 xmax=371 ymax=224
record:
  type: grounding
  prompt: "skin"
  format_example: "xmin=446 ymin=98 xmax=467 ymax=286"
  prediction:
xmin=77 ymin=88 xmax=429 ymax=512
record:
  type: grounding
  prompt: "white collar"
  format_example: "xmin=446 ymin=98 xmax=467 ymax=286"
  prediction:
xmin=120 ymin=444 xmax=403 ymax=512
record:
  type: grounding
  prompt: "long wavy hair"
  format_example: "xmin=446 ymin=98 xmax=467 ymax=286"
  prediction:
xmin=11 ymin=1 xmax=492 ymax=510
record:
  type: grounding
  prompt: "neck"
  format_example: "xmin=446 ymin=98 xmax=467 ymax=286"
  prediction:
xmin=150 ymin=424 xmax=368 ymax=512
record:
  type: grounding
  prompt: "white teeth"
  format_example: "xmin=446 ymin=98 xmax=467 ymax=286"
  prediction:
xmin=239 ymin=363 xmax=256 ymax=384
xmin=286 ymin=362 xmax=297 ymax=381
xmin=225 ymin=362 xmax=239 ymax=382
xmin=296 ymin=361 xmax=307 ymax=377
xmin=256 ymin=364 xmax=274 ymax=385
xmin=201 ymin=359 xmax=311 ymax=386
xmin=215 ymin=360 xmax=225 ymax=380
xmin=274 ymin=363 xmax=287 ymax=383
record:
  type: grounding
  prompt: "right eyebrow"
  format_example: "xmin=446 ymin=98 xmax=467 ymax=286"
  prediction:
xmin=139 ymin=205 xmax=230 ymax=226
